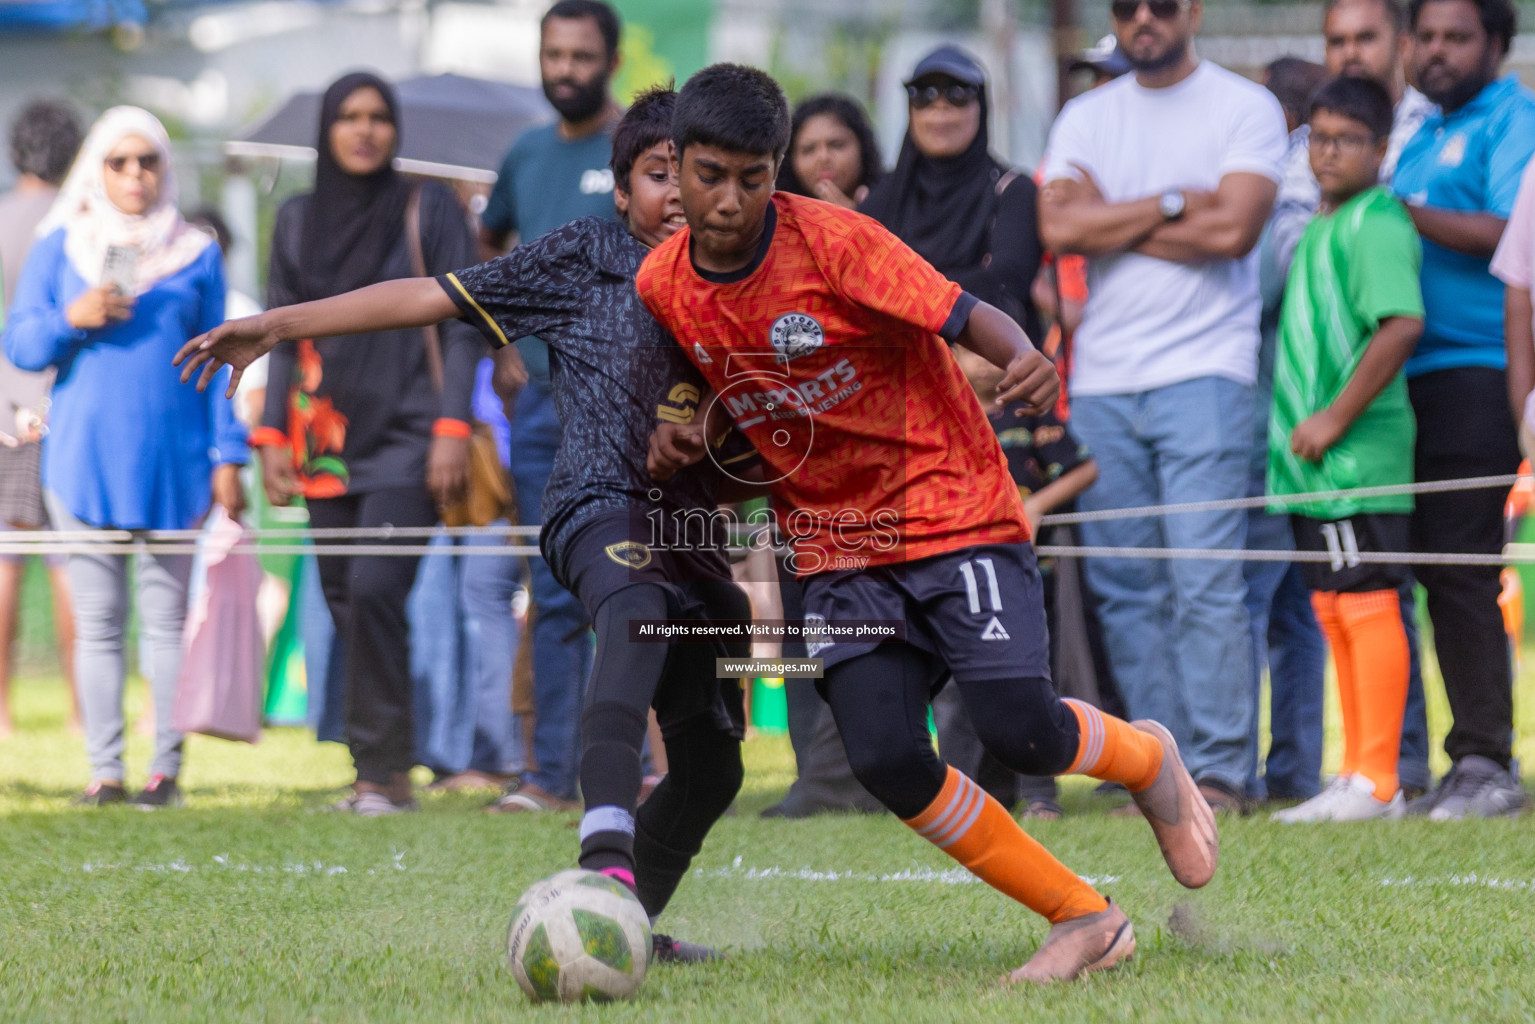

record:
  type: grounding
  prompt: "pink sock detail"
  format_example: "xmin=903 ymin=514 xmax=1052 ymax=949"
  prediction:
xmin=600 ymin=866 xmax=636 ymax=893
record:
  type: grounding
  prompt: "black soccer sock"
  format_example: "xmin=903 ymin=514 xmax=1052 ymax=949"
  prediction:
xmin=577 ymin=701 xmax=650 ymax=875
xmin=576 ymin=585 xmax=678 ymax=875
xmin=632 ymin=823 xmax=695 ymax=921
xmin=633 ymin=716 xmax=743 ymax=918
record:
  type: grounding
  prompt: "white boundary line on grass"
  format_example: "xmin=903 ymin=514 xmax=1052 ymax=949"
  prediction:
xmin=696 ymin=856 xmax=1121 ymax=887
xmin=76 ymin=849 xmax=408 ymax=876
xmin=1379 ymin=874 xmax=1535 ymax=891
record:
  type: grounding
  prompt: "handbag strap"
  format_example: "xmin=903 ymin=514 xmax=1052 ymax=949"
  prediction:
xmin=405 ymin=182 xmax=446 ymax=397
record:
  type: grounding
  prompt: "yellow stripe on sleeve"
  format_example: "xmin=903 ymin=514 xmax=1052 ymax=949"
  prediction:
xmin=445 ymin=273 xmax=511 ymax=348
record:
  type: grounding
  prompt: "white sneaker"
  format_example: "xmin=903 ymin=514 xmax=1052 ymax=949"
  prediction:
xmin=1326 ymin=775 xmax=1405 ymax=821
xmin=1273 ymin=774 xmax=1403 ymax=823
xmin=1271 ymin=774 xmax=1352 ymax=824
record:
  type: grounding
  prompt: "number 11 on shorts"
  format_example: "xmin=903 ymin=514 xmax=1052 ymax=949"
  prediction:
xmin=959 ymin=557 xmax=1003 ymax=614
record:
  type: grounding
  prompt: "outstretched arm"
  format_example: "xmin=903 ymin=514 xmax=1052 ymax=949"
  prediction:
xmin=175 ymin=277 xmax=459 ymax=396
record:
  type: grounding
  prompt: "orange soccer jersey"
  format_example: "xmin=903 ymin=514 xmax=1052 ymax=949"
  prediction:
xmin=635 ymin=192 xmax=1029 ymax=572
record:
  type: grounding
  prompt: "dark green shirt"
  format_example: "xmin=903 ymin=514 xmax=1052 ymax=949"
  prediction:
xmin=483 ymin=122 xmax=617 ymax=385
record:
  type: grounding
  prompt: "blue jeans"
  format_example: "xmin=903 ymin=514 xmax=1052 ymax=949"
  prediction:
xmin=409 ymin=536 xmax=466 ymax=776
xmin=1398 ymin=583 xmax=1431 ymax=793
xmin=1072 ymin=377 xmax=1257 ymax=791
xmin=1260 ymin=564 xmax=1327 ymax=799
xmin=508 ymin=380 xmax=591 ymax=800
xmin=300 ymin=550 xmax=347 ymax=744
xmin=459 ymin=524 xmax=524 ymax=775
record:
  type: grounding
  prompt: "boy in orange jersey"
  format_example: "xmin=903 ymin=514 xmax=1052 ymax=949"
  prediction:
xmin=642 ymin=63 xmax=1217 ymax=984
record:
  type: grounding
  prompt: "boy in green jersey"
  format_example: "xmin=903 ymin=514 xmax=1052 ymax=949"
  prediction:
xmin=1268 ymin=76 xmax=1425 ymax=824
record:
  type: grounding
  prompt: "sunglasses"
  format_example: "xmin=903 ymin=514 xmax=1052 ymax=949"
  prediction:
xmin=1110 ymin=0 xmax=1187 ymax=21
xmin=104 ymin=153 xmax=161 ymax=174
xmin=906 ymin=83 xmax=981 ymax=110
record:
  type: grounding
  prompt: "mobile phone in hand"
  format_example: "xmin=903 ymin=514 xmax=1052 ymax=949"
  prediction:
xmin=102 ymin=245 xmax=138 ymax=295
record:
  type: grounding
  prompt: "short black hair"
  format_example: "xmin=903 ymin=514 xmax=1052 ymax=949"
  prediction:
xmin=9 ymin=99 xmax=82 ymax=185
xmin=775 ymin=93 xmax=884 ymax=196
xmin=673 ymin=63 xmax=790 ymax=162
xmin=1264 ymin=57 xmax=1329 ymax=125
xmin=1310 ymin=75 xmax=1395 ymax=138
xmin=541 ymin=0 xmax=620 ymax=59
xmin=611 ymin=84 xmax=676 ymax=190
xmin=186 ymin=206 xmax=232 ymax=252
xmin=1323 ymin=0 xmax=1408 ymax=34
xmin=1408 ymin=0 xmax=1515 ymax=52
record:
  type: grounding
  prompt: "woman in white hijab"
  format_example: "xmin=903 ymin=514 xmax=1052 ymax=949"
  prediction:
xmin=3 ymin=106 xmax=249 ymax=808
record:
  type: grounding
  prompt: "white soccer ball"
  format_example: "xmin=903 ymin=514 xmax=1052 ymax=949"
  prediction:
xmin=505 ymin=868 xmax=652 ymax=1003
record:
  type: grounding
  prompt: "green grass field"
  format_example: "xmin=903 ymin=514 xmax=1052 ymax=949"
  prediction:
xmin=1 ymin=665 xmax=1532 ymax=1024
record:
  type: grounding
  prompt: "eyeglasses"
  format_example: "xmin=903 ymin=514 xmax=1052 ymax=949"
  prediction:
xmin=1110 ymin=0 xmax=1188 ymax=21
xmin=1307 ymin=130 xmax=1377 ymax=154
xmin=104 ymin=153 xmax=161 ymax=174
xmin=906 ymin=83 xmax=981 ymax=110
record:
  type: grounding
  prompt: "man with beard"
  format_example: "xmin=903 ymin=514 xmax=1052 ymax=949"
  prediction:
xmin=1390 ymin=0 xmax=1535 ymax=819
xmin=478 ymin=0 xmax=623 ymax=813
xmin=1038 ymin=0 xmax=1287 ymax=814
xmin=1271 ymin=0 xmax=1439 ymax=272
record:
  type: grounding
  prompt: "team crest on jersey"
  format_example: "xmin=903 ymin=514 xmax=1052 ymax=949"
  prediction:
xmin=1437 ymin=132 xmax=1467 ymax=168
xmin=605 ymin=541 xmax=653 ymax=569
xmin=769 ymin=312 xmax=824 ymax=364
xmin=803 ymin=612 xmax=832 ymax=657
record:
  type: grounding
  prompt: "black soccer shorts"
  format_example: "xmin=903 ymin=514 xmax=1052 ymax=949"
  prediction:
xmin=800 ymin=541 xmax=1052 ymax=684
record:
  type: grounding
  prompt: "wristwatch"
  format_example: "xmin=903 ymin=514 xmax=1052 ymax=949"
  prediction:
xmin=1159 ymin=190 xmax=1186 ymax=220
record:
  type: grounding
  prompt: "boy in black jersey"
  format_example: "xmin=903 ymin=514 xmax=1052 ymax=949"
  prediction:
xmin=178 ymin=88 xmax=752 ymax=961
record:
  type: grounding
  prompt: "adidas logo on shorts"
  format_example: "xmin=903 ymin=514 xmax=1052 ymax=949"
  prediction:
xmin=980 ymin=617 xmax=1010 ymax=641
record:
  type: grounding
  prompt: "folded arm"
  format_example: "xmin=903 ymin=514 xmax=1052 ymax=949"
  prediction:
xmin=1407 ymin=206 xmax=1508 ymax=259
xmin=1133 ymin=172 xmax=1277 ymax=262
xmin=1038 ymin=167 xmax=1167 ymax=257
xmin=1041 ymin=167 xmax=1276 ymax=264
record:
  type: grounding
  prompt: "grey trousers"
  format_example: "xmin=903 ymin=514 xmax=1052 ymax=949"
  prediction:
xmin=47 ymin=493 xmax=191 ymax=782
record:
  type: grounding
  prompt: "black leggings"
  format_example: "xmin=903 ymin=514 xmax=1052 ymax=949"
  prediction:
xmin=308 ymin=486 xmax=437 ymax=785
xmin=822 ymin=644 xmax=1081 ymax=819
xmin=579 ymin=581 xmax=747 ymax=917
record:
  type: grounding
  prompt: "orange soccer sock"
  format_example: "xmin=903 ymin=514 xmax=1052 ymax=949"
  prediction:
xmin=1061 ymin=698 xmax=1164 ymax=792
xmin=1311 ymin=592 xmax=1361 ymax=778
xmin=902 ymin=767 xmax=1108 ymax=925
xmin=1336 ymin=590 xmax=1409 ymax=800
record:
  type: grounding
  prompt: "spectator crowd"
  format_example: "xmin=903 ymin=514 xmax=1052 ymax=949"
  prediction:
xmin=0 ymin=0 xmax=1529 ymax=824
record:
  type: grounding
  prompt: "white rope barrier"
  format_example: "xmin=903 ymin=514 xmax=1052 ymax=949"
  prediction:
xmin=1033 ymin=544 xmax=1517 ymax=567
xmin=0 ymin=474 xmax=1525 ymax=562
xmin=1035 ymin=474 xmax=1520 ymax=527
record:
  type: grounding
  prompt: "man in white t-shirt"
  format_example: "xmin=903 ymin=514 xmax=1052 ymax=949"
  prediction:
xmin=1039 ymin=0 xmax=1287 ymax=812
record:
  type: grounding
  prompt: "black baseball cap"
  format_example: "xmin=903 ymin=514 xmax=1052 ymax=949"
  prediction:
xmin=1068 ymin=35 xmax=1133 ymax=78
xmin=904 ymin=45 xmax=987 ymax=88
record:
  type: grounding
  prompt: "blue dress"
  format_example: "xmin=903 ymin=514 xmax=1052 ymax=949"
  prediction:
xmin=2 ymin=229 xmax=248 ymax=531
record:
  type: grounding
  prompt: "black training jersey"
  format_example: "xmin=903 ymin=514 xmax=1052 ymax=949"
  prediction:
xmin=440 ymin=216 xmax=753 ymax=580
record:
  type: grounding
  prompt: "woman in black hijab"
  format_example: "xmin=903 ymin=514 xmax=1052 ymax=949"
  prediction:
xmin=860 ymin=45 xmax=1043 ymax=342
xmin=864 ymin=47 xmax=1061 ymax=815
xmin=255 ymin=71 xmax=480 ymax=815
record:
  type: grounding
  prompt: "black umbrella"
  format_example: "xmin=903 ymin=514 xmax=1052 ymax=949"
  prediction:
xmin=226 ymin=73 xmax=555 ymax=183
